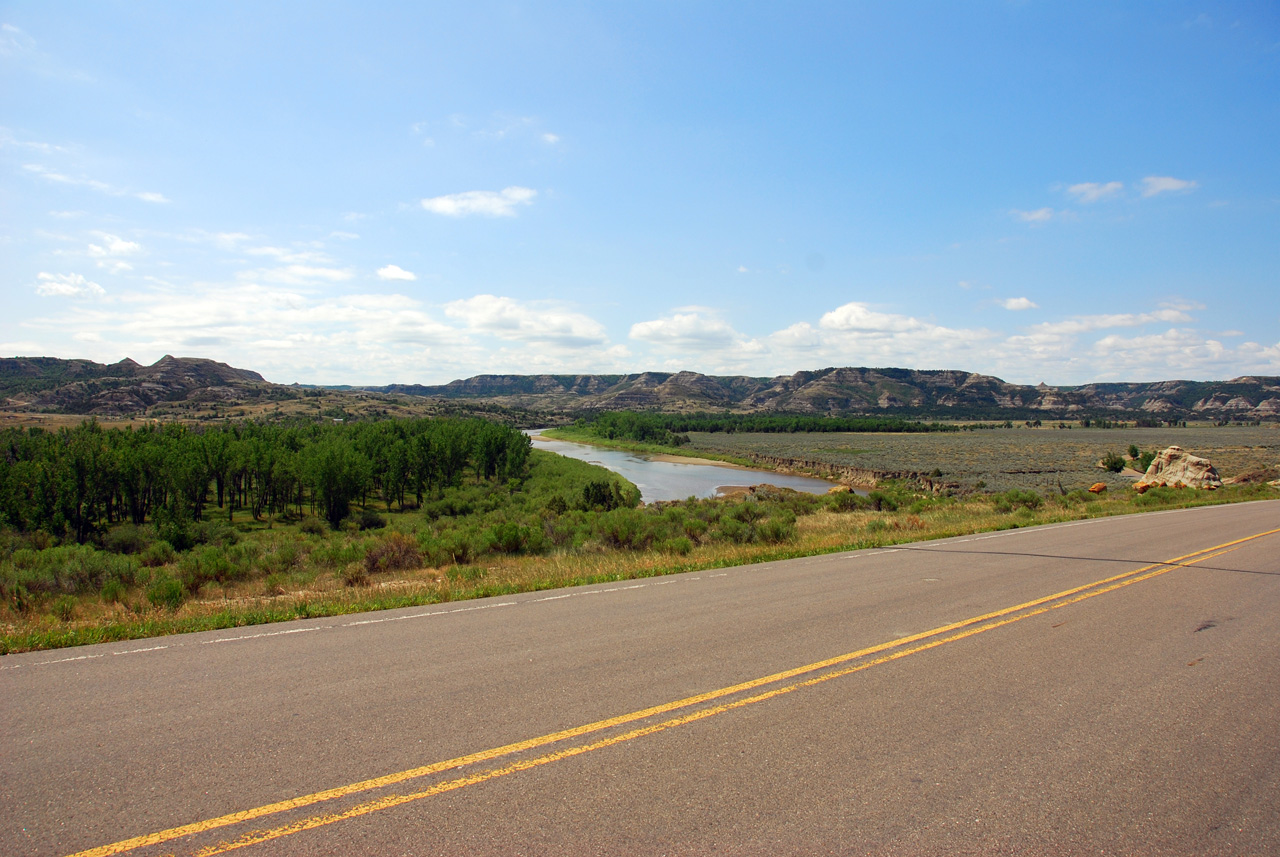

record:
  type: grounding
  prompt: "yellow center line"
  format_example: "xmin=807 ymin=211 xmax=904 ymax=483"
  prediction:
xmin=65 ymin=526 xmax=1280 ymax=857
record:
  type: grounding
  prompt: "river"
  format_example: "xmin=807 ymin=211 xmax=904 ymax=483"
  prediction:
xmin=528 ymin=431 xmax=841 ymax=503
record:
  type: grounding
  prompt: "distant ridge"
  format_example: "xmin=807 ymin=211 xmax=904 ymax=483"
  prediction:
xmin=367 ymin=367 xmax=1280 ymax=421
xmin=2 ymin=357 xmax=1278 ymax=421
xmin=0 ymin=355 xmax=271 ymax=415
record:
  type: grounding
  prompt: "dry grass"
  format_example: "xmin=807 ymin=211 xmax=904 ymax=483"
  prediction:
xmin=685 ymin=425 xmax=1280 ymax=492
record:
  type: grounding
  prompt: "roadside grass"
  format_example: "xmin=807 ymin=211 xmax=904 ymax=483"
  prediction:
xmin=2 ymin=476 xmax=1274 ymax=655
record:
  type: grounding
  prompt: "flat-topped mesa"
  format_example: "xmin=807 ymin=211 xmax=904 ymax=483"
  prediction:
xmin=1134 ymin=446 xmax=1223 ymax=491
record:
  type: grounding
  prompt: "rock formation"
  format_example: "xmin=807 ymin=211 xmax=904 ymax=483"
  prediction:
xmin=1134 ymin=446 xmax=1223 ymax=490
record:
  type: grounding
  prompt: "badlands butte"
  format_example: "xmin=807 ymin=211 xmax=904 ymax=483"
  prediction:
xmin=1 ymin=355 xmax=1278 ymax=423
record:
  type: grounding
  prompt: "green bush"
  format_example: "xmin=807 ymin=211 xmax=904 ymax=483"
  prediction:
xmin=298 ymin=517 xmax=327 ymax=536
xmin=664 ymin=536 xmax=694 ymax=555
xmin=101 ymin=579 xmax=126 ymax=604
xmin=757 ymin=513 xmax=797 ymax=544
xmin=994 ymin=489 xmax=1043 ymax=512
xmin=829 ymin=491 xmax=871 ymax=512
xmin=191 ymin=520 xmax=240 ymax=547
xmin=868 ymin=490 xmax=899 ymax=512
xmin=51 ymin=594 xmax=77 ymax=622
xmin=103 ymin=523 xmax=151 ymax=555
xmin=146 ymin=571 xmax=185 ymax=610
xmin=141 ymin=540 xmax=177 ymax=568
xmin=1102 ymin=451 xmax=1126 ymax=473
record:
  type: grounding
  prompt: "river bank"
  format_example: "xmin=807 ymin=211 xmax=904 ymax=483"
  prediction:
xmin=531 ymin=430 xmax=840 ymax=502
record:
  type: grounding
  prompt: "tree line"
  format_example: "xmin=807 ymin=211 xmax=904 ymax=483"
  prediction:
xmin=0 ymin=417 xmax=531 ymax=542
xmin=576 ymin=411 xmax=960 ymax=446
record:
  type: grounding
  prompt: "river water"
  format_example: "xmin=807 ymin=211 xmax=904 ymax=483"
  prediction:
xmin=528 ymin=431 xmax=840 ymax=503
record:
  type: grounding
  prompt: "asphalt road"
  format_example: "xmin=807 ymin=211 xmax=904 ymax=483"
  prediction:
xmin=3 ymin=500 xmax=1278 ymax=856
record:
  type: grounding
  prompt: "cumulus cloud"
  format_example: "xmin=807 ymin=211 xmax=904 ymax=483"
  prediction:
xmin=1140 ymin=176 xmax=1198 ymax=197
xmin=1012 ymin=207 xmax=1054 ymax=223
xmin=999 ymin=297 xmax=1038 ymax=311
xmin=35 ymin=272 xmax=104 ymax=298
xmin=421 ymin=186 xmax=537 ymax=217
xmin=445 ymin=294 xmax=608 ymax=347
xmin=377 ymin=264 xmax=417 ymax=281
xmin=820 ymin=302 xmax=925 ymax=332
xmin=630 ymin=310 xmax=745 ymax=350
xmin=87 ymin=232 xmax=141 ymax=258
xmin=1066 ymin=181 xmax=1123 ymax=203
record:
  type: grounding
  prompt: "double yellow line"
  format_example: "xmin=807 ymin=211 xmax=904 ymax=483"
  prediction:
xmin=69 ymin=526 xmax=1278 ymax=857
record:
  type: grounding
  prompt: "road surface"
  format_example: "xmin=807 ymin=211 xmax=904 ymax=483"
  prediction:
xmin=2 ymin=500 xmax=1278 ymax=856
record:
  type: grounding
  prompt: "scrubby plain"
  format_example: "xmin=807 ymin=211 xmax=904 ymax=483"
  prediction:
xmin=682 ymin=425 xmax=1279 ymax=492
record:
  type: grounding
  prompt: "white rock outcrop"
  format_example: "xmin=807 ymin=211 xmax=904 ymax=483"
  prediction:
xmin=1134 ymin=446 xmax=1223 ymax=491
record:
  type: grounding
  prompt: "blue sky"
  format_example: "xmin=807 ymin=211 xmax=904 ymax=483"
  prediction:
xmin=3 ymin=2 xmax=1278 ymax=386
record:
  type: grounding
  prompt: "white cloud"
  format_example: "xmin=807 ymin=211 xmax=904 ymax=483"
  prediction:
xmin=87 ymin=232 xmax=142 ymax=258
xmin=1140 ymin=176 xmax=1198 ymax=197
xmin=245 ymin=245 xmax=331 ymax=263
xmin=237 ymin=265 xmax=354 ymax=285
xmin=421 ymin=186 xmax=537 ymax=217
xmin=1027 ymin=308 xmax=1193 ymax=337
xmin=820 ymin=302 xmax=925 ymax=332
xmin=377 ymin=264 xmax=417 ymax=281
xmin=542 ymin=133 xmax=560 ymax=144
xmin=1066 ymin=181 xmax=1123 ymax=203
xmin=737 ymin=265 xmax=749 ymax=274
xmin=630 ymin=311 xmax=745 ymax=350
xmin=999 ymin=297 xmax=1038 ymax=311
xmin=35 ymin=272 xmax=105 ymax=298
xmin=445 ymin=294 xmax=608 ymax=347
xmin=0 ymin=127 xmax=72 ymax=154
xmin=22 ymin=163 xmax=166 ymax=202
xmin=1012 ymin=207 xmax=1054 ymax=223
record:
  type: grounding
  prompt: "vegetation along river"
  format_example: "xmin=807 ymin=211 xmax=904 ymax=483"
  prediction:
xmin=529 ymin=431 xmax=840 ymax=503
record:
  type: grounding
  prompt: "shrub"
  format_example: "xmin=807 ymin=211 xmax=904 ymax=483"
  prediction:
xmin=146 ymin=572 xmax=185 ymax=610
xmin=101 ymin=579 xmax=126 ymax=604
xmin=298 ymin=517 xmax=327 ymax=536
xmin=1102 ymin=451 xmax=1126 ymax=473
xmin=994 ymin=489 xmax=1043 ymax=512
xmin=596 ymin=509 xmax=655 ymax=550
xmin=51 ymin=594 xmax=77 ymax=622
xmin=191 ymin=521 xmax=240 ymax=547
xmin=481 ymin=521 xmax=530 ymax=555
xmin=664 ymin=536 xmax=694 ymax=556
xmin=340 ymin=562 xmax=370 ymax=587
xmin=177 ymin=546 xmax=234 ymax=594
xmin=259 ymin=541 xmax=302 ymax=576
xmin=829 ymin=491 xmax=871 ymax=512
xmin=868 ymin=490 xmax=899 ymax=512
xmin=357 ymin=509 xmax=387 ymax=531
xmin=757 ymin=514 xmax=796 ymax=544
xmin=104 ymin=523 xmax=150 ymax=555
xmin=363 ymin=531 xmax=423 ymax=574
xmin=141 ymin=540 xmax=177 ymax=568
